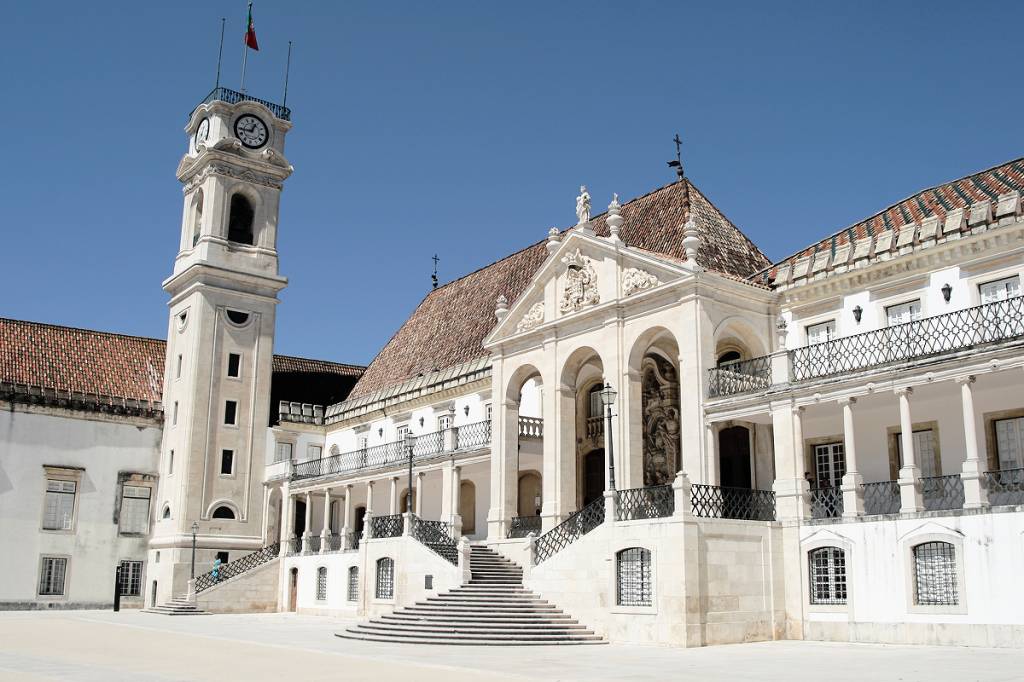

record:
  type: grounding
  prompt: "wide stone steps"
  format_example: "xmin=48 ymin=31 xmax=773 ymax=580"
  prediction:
xmin=143 ymin=598 xmax=209 ymax=616
xmin=337 ymin=545 xmax=604 ymax=646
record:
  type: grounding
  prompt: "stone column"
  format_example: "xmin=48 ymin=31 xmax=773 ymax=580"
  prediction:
xmin=896 ymin=387 xmax=924 ymax=513
xmin=705 ymin=422 xmax=718 ymax=485
xmin=363 ymin=480 xmax=375 ymax=540
xmin=278 ymin=483 xmax=293 ymax=558
xmin=771 ymin=402 xmax=810 ymax=520
xmin=839 ymin=398 xmax=864 ymax=517
xmin=415 ymin=471 xmax=424 ymax=516
xmin=320 ymin=488 xmax=331 ymax=553
xmin=451 ymin=465 xmax=463 ymax=540
xmin=440 ymin=458 xmax=455 ymax=521
xmin=487 ymin=397 xmax=519 ymax=539
xmin=261 ymin=485 xmax=272 ymax=545
xmin=389 ymin=477 xmax=399 ymax=515
xmin=958 ymin=376 xmax=989 ymax=508
xmin=301 ymin=491 xmax=313 ymax=554
xmin=341 ymin=484 xmax=353 ymax=550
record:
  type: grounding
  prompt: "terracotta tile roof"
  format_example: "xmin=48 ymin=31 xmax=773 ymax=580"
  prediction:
xmin=349 ymin=179 xmax=771 ymax=399
xmin=0 ymin=317 xmax=363 ymax=406
xmin=754 ymin=157 xmax=1024 ymax=284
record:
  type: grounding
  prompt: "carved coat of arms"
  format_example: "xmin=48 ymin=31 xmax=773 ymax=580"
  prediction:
xmin=559 ymin=249 xmax=600 ymax=313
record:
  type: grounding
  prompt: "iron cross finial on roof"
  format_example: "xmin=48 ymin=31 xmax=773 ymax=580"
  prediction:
xmin=431 ymin=254 xmax=440 ymax=290
xmin=667 ymin=133 xmax=685 ymax=180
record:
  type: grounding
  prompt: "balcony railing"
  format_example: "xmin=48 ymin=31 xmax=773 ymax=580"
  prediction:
xmin=287 ymin=536 xmax=302 ymax=555
xmin=519 ymin=416 xmax=543 ymax=438
xmin=922 ymin=474 xmax=965 ymax=512
xmin=306 ymin=535 xmax=322 ymax=554
xmin=691 ymin=484 xmax=776 ymax=521
xmin=456 ymin=420 xmax=492 ymax=450
xmin=369 ymin=514 xmax=404 ymax=539
xmin=193 ymin=86 xmax=292 ymax=121
xmin=985 ymin=468 xmax=1024 ymax=506
xmin=325 ymin=533 xmax=344 ymax=552
xmin=615 ymin=485 xmax=675 ymax=521
xmin=506 ymin=515 xmax=542 ymax=538
xmin=791 ymin=296 xmax=1024 ymax=381
xmin=708 ymin=356 xmax=773 ymax=398
xmin=585 ymin=416 xmax=604 ymax=440
xmin=809 ymin=486 xmax=843 ymax=519
xmin=862 ymin=480 xmax=900 ymax=515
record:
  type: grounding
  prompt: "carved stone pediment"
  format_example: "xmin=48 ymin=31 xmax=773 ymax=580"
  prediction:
xmin=622 ymin=267 xmax=660 ymax=296
xmin=515 ymin=302 xmax=545 ymax=333
xmin=559 ymin=249 xmax=600 ymax=313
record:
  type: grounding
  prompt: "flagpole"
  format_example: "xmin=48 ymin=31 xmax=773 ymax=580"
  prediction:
xmin=282 ymin=41 xmax=293 ymax=108
xmin=240 ymin=2 xmax=252 ymax=93
xmin=215 ymin=18 xmax=226 ymax=89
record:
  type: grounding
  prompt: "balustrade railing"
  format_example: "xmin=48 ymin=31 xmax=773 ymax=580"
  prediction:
xmin=518 ymin=416 xmax=543 ymax=438
xmin=615 ymin=485 xmax=675 ymax=521
xmin=369 ymin=513 xmax=404 ymax=539
xmin=691 ymin=484 xmax=776 ymax=521
xmin=506 ymin=515 xmax=542 ymax=538
xmin=708 ymin=356 xmax=773 ymax=398
xmin=534 ymin=498 xmax=606 ymax=564
xmin=922 ymin=474 xmax=965 ymax=512
xmin=809 ymin=486 xmax=844 ymax=519
xmin=195 ymin=542 xmax=280 ymax=594
xmin=862 ymin=480 xmax=901 ymax=515
xmin=456 ymin=420 xmax=492 ymax=450
xmin=409 ymin=514 xmax=458 ymax=564
xmin=791 ymin=296 xmax=1024 ymax=381
xmin=984 ymin=468 xmax=1024 ymax=506
xmin=585 ymin=416 xmax=604 ymax=440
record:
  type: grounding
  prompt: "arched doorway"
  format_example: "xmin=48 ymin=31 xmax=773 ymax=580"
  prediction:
xmin=582 ymin=450 xmax=605 ymax=507
xmin=353 ymin=505 xmax=365 ymax=546
xmin=293 ymin=499 xmax=306 ymax=537
xmin=460 ymin=481 xmax=476 ymax=535
xmin=288 ymin=568 xmax=298 ymax=612
xmin=719 ymin=425 xmax=752 ymax=489
xmin=518 ymin=472 xmax=542 ymax=516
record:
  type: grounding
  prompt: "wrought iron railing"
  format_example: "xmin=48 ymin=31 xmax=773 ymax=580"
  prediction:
xmin=369 ymin=513 xmax=404 ymax=539
xmin=862 ymin=480 xmax=901 ymax=515
xmin=691 ymin=484 xmax=776 ymax=521
xmin=193 ymin=86 xmax=292 ymax=122
xmin=791 ymin=296 xmax=1024 ymax=381
xmin=413 ymin=431 xmax=444 ymax=457
xmin=506 ymin=515 xmax=542 ymax=538
xmin=325 ymin=534 xmax=343 ymax=552
xmin=293 ymin=430 xmax=449 ymax=481
xmin=195 ymin=542 xmax=280 ymax=594
xmin=984 ymin=468 xmax=1024 ymax=506
xmin=306 ymin=535 xmax=322 ymax=554
xmin=809 ymin=486 xmax=844 ymax=519
xmin=288 ymin=535 xmax=302 ymax=555
xmin=456 ymin=420 xmax=492 ymax=450
xmin=534 ymin=498 xmax=606 ymax=564
xmin=615 ymin=485 xmax=675 ymax=521
xmin=518 ymin=416 xmax=543 ymax=438
xmin=409 ymin=515 xmax=458 ymax=564
xmin=922 ymin=474 xmax=965 ymax=512
xmin=708 ymin=356 xmax=773 ymax=398
xmin=585 ymin=416 xmax=604 ymax=440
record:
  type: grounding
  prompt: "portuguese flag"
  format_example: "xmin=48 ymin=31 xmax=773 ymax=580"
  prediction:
xmin=244 ymin=3 xmax=260 ymax=51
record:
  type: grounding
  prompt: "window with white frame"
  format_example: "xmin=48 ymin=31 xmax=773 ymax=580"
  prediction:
xmin=995 ymin=417 xmax=1024 ymax=470
xmin=438 ymin=414 xmax=453 ymax=431
xmin=38 ymin=557 xmax=67 ymax=596
xmin=347 ymin=566 xmax=359 ymax=601
xmin=119 ymin=560 xmax=143 ymax=597
xmin=275 ymin=442 xmax=293 ymax=463
xmin=43 ymin=480 xmax=77 ymax=531
xmin=813 ymin=443 xmax=845 ymax=488
xmin=615 ymin=547 xmax=652 ymax=607
xmin=119 ymin=485 xmax=151 ymax=534
xmin=980 ymin=275 xmax=1021 ymax=303
xmin=886 ymin=300 xmax=922 ymax=326
xmin=308 ymin=445 xmax=322 ymax=461
xmin=806 ymin=320 xmax=836 ymax=345
xmin=485 ymin=403 xmax=493 ymax=422
xmin=396 ymin=425 xmax=409 ymax=442
xmin=913 ymin=541 xmax=957 ymax=606
xmin=227 ymin=352 xmax=241 ymax=378
xmin=358 ymin=436 xmax=368 ymax=450
xmin=896 ymin=429 xmax=940 ymax=478
xmin=808 ymin=547 xmax=847 ymax=605
xmin=316 ymin=566 xmax=328 ymax=601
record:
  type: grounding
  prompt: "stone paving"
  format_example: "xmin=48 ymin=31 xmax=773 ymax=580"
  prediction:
xmin=0 ymin=610 xmax=1019 ymax=681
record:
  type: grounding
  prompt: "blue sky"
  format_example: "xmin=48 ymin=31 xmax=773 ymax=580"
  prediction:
xmin=3 ymin=1 xmax=1022 ymax=366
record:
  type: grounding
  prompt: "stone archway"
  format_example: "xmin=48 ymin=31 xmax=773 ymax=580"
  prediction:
xmin=517 ymin=471 xmax=542 ymax=516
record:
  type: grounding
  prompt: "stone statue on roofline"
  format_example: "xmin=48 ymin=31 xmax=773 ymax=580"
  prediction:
xmin=576 ymin=185 xmax=591 ymax=225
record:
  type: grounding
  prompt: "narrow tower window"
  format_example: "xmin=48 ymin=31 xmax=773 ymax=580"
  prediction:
xmin=224 ymin=400 xmax=238 ymax=425
xmin=227 ymin=353 xmax=241 ymax=378
xmin=221 ymin=449 xmax=234 ymax=475
xmin=191 ymin=189 xmax=204 ymax=247
xmin=227 ymin=194 xmax=255 ymax=245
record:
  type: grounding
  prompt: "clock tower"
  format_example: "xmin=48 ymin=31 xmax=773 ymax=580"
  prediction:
xmin=148 ymin=89 xmax=293 ymax=606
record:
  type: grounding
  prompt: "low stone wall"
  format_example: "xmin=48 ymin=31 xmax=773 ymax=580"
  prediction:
xmin=196 ymin=558 xmax=280 ymax=613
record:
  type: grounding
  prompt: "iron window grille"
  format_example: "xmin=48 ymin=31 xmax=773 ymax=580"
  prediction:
xmin=913 ymin=541 xmax=958 ymax=606
xmin=808 ymin=547 xmax=847 ymax=605
xmin=375 ymin=557 xmax=394 ymax=599
xmin=119 ymin=485 xmax=151 ymax=534
xmin=615 ymin=485 xmax=675 ymax=521
xmin=347 ymin=566 xmax=359 ymax=601
xmin=38 ymin=556 xmax=67 ymax=596
xmin=316 ymin=567 xmax=328 ymax=601
xmin=616 ymin=547 xmax=653 ymax=607
xmin=119 ymin=560 xmax=143 ymax=597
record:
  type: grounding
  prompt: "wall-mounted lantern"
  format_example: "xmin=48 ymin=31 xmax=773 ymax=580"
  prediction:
xmin=852 ymin=305 xmax=863 ymax=324
xmin=941 ymin=283 xmax=953 ymax=303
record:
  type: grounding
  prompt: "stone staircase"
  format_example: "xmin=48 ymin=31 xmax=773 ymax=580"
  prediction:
xmin=338 ymin=545 xmax=604 ymax=645
xmin=143 ymin=597 xmax=210 ymax=616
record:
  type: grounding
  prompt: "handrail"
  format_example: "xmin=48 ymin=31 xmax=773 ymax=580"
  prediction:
xmin=409 ymin=514 xmax=458 ymax=565
xmin=194 ymin=542 xmax=280 ymax=594
xmin=534 ymin=497 xmax=605 ymax=564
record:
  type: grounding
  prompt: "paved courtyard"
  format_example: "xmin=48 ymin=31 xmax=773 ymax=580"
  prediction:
xmin=0 ymin=611 xmax=1019 ymax=681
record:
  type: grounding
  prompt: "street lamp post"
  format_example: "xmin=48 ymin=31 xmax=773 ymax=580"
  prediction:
xmin=190 ymin=521 xmax=199 ymax=579
xmin=404 ymin=431 xmax=418 ymax=518
xmin=601 ymin=382 xmax=618 ymax=491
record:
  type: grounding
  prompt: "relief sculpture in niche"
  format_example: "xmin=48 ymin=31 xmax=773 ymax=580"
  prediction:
xmin=559 ymin=249 xmax=600 ymax=313
xmin=642 ymin=354 xmax=680 ymax=486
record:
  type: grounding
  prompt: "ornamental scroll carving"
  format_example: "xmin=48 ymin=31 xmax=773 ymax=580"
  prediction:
xmin=559 ymin=249 xmax=600 ymax=313
xmin=183 ymin=163 xmax=283 ymax=193
xmin=622 ymin=267 xmax=660 ymax=296
xmin=515 ymin=302 xmax=545 ymax=333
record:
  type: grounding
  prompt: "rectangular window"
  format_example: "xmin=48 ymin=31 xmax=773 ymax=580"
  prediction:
xmin=396 ymin=425 xmax=409 ymax=442
xmin=275 ymin=442 xmax=293 ymax=463
xmin=168 ymin=450 xmax=174 ymax=475
xmin=224 ymin=400 xmax=237 ymax=425
xmin=176 ymin=354 xmax=182 ymax=379
xmin=588 ymin=387 xmax=603 ymax=419
xmin=809 ymin=547 xmax=847 ymax=605
xmin=43 ymin=480 xmax=77 ymax=530
xmin=173 ymin=401 xmax=179 ymax=426
xmin=886 ymin=300 xmax=922 ymax=326
xmin=995 ymin=417 xmax=1024 ymax=470
xmin=119 ymin=485 xmax=151 ymax=534
xmin=316 ymin=567 xmax=328 ymax=601
xmin=485 ymin=404 xmax=493 ymax=422
xmin=358 ymin=436 xmax=368 ymax=450
xmin=307 ymin=445 xmax=322 ymax=461
xmin=38 ymin=557 xmax=67 ymax=596
xmin=119 ymin=560 xmax=143 ymax=597
xmin=980 ymin=275 xmax=1021 ymax=303
xmin=813 ymin=443 xmax=845 ymax=488
xmin=220 ymin=450 xmax=234 ymax=475
xmin=806 ymin=320 xmax=836 ymax=345
xmin=227 ymin=353 xmax=241 ymax=378
xmin=438 ymin=414 xmax=452 ymax=431
xmin=896 ymin=429 xmax=940 ymax=478
xmin=216 ymin=551 xmax=230 ymax=565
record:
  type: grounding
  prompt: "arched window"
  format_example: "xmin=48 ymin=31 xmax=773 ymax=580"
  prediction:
xmin=161 ymin=505 xmax=171 ymax=520
xmin=316 ymin=566 xmax=328 ymax=601
xmin=808 ymin=547 xmax=847 ymax=604
xmin=211 ymin=505 xmax=236 ymax=520
xmin=227 ymin=194 xmax=255 ymax=245
xmin=616 ymin=547 xmax=652 ymax=607
xmin=375 ymin=557 xmax=394 ymax=599
xmin=191 ymin=189 xmax=204 ymax=247
xmin=347 ymin=566 xmax=359 ymax=601
xmin=587 ymin=384 xmax=604 ymax=419
xmin=717 ymin=350 xmax=742 ymax=366
xmin=913 ymin=541 xmax=957 ymax=605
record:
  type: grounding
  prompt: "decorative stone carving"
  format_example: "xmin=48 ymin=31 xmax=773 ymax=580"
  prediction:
xmin=641 ymin=354 xmax=680 ymax=487
xmin=495 ymin=295 xmax=509 ymax=321
xmin=682 ymin=215 xmax=700 ymax=261
xmin=621 ymin=267 xmax=660 ymax=296
xmin=559 ymin=249 xmax=600 ymax=313
xmin=575 ymin=185 xmax=591 ymax=225
xmin=183 ymin=163 xmax=283 ymax=192
xmin=515 ymin=302 xmax=545 ymax=333
xmin=546 ymin=227 xmax=561 ymax=254
xmin=606 ymin=194 xmax=623 ymax=242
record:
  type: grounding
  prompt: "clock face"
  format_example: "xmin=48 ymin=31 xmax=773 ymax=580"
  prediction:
xmin=195 ymin=118 xmax=210 ymax=147
xmin=234 ymin=114 xmax=268 ymax=149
